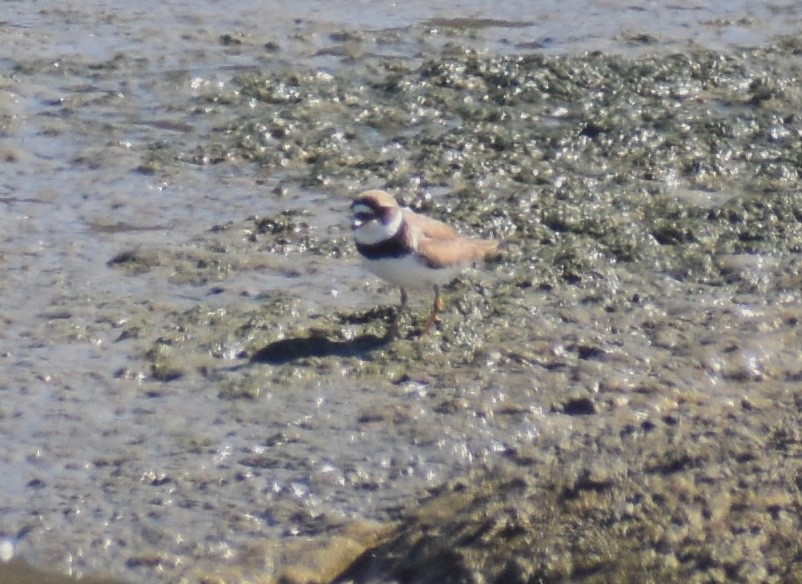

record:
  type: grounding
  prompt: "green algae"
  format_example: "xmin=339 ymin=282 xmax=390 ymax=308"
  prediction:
xmin=134 ymin=45 xmax=802 ymax=293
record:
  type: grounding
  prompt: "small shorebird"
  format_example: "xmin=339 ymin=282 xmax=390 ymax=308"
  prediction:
xmin=350 ymin=189 xmax=499 ymax=339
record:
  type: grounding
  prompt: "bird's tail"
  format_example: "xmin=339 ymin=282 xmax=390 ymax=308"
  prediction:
xmin=475 ymin=239 xmax=502 ymax=261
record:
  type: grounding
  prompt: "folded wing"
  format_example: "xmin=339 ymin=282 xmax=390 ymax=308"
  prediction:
xmin=418 ymin=237 xmax=499 ymax=269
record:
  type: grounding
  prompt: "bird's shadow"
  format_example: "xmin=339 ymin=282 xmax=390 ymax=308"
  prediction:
xmin=249 ymin=332 xmax=392 ymax=365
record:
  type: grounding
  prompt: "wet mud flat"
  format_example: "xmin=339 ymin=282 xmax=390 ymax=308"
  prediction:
xmin=4 ymin=21 xmax=802 ymax=584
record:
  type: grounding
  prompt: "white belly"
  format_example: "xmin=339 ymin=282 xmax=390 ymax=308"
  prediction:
xmin=362 ymin=255 xmax=463 ymax=289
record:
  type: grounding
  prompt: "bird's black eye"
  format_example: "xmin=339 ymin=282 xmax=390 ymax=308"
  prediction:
xmin=354 ymin=211 xmax=374 ymax=222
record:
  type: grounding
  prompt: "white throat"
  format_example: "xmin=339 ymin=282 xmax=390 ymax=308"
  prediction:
xmin=353 ymin=208 xmax=403 ymax=245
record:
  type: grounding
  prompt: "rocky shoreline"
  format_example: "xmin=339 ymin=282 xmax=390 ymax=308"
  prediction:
xmin=122 ymin=39 xmax=802 ymax=582
xmin=4 ymin=19 xmax=802 ymax=584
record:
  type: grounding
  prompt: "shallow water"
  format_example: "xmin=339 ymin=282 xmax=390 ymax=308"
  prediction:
xmin=2 ymin=1 xmax=802 ymax=582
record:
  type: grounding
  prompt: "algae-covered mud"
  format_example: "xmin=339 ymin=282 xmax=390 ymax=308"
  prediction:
xmin=3 ymin=2 xmax=802 ymax=583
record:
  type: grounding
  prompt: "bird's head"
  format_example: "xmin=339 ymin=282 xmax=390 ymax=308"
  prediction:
xmin=350 ymin=190 xmax=403 ymax=245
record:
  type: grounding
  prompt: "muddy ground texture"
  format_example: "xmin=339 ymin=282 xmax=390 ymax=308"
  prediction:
xmin=8 ymin=28 xmax=802 ymax=583
xmin=101 ymin=34 xmax=802 ymax=583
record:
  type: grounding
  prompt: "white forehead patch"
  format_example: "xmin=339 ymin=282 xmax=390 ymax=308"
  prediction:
xmin=352 ymin=203 xmax=374 ymax=216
